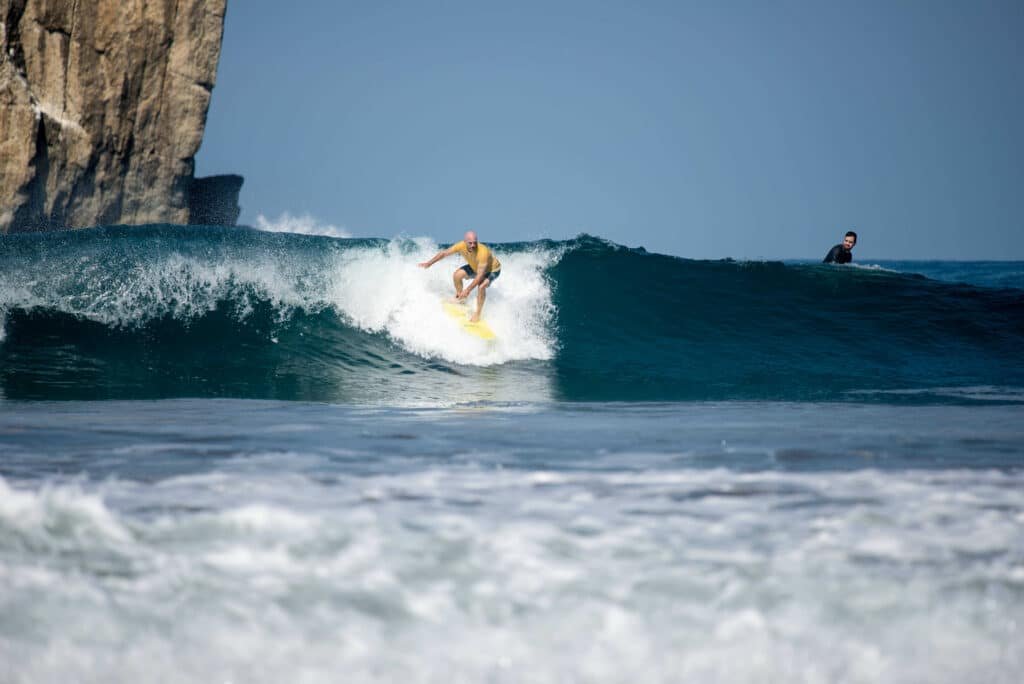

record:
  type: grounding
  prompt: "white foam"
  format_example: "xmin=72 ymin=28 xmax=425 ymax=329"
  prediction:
xmin=1 ymin=466 xmax=1023 ymax=683
xmin=850 ymin=262 xmax=898 ymax=273
xmin=254 ymin=211 xmax=352 ymax=238
xmin=0 ymin=248 xmax=317 ymax=329
xmin=327 ymin=238 xmax=558 ymax=365
xmin=218 ymin=504 xmax=317 ymax=534
xmin=0 ymin=477 xmax=131 ymax=544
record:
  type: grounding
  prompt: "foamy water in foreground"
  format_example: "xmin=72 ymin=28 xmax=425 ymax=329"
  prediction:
xmin=1 ymin=400 xmax=1021 ymax=683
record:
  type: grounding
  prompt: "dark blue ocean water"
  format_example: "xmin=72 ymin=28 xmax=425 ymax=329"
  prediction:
xmin=1 ymin=226 xmax=1022 ymax=682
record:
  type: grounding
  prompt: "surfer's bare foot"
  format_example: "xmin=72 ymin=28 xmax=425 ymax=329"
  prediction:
xmin=469 ymin=313 xmax=481 ymax=323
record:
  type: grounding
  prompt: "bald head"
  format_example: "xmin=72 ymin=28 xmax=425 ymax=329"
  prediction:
xmin=464 ymin=231 xmax=478 ymax=248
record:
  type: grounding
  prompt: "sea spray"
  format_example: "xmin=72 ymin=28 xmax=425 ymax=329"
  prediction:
xmin=254 ymin=211 xmax=352 ymax=238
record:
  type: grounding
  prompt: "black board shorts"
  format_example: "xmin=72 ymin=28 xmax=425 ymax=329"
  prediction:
xmin=459 ymin=265 xmax=501 ymax=283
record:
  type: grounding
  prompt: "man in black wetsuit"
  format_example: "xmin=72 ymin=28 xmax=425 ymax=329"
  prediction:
xmin=823 ymin=231 xmax=857 ymax=264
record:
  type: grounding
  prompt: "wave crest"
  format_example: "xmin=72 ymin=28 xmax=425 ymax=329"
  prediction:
xmin=253 ymin=212 xmax=353 ymax=238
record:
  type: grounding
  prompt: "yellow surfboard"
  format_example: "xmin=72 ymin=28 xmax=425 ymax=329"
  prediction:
xmin=442 ymin=300 xmax=497 ymax=340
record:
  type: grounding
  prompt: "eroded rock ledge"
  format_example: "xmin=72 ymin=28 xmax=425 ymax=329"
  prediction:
xmin=0 ymin=0 xmax=240 ymax=233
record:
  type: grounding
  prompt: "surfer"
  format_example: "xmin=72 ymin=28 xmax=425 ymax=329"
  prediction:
xmin=419 ymin=230 xmax=502 ymax=322
xmin=823 ymin=231 xmax=857 ymax=264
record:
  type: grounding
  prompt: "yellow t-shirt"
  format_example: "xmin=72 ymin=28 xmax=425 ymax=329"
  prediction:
xmin=451 ymin=240 xmax=501 ymax=274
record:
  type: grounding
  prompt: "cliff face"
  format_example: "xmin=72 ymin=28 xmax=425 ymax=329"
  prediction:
xmin=0 ymin=0 xmax=239 ymax=233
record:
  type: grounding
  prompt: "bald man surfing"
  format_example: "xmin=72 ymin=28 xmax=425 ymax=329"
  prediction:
xmin=419 ymin=231 xmax=502 ymax=322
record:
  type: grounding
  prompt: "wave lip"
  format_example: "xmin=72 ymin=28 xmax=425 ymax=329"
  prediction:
xmin=253 ymin=211 xmax=353 ymax=238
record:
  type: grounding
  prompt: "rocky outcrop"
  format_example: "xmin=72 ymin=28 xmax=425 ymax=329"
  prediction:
xmin=0 ymin=0 xmax=240 ymax=233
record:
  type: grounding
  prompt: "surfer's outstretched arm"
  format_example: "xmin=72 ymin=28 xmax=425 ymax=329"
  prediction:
xmin=418 ymin=246 xmax=455 ymax=268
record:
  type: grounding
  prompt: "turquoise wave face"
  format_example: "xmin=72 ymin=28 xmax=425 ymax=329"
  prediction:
xmin=549 ymin=243 xmax=1024 ymax=401
xmin=1 ymin=225 xmax=1022 ymax=404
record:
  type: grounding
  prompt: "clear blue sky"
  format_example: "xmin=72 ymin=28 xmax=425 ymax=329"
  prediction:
xmin=196 ymin=0 xmax=1023 ymax=260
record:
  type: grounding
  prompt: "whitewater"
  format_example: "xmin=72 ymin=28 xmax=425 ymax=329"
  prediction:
xmin=1 ymin=224 xmax=1023 ymax=683
xmin=1 ymin=400 xmax=1022 ymax=683
xmin=0 ymin=227 xmax=557 ymax=369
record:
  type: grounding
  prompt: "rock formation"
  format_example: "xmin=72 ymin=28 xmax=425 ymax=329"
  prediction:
xmin=0 ymin=0 xmax=240 ymax=233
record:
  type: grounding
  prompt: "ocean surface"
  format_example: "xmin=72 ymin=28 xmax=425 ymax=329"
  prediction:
xmin=1 ymin=225 xmax=1022 ymax=683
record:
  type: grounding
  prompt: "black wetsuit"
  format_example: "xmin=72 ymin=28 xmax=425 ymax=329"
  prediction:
xmin=823 ymin=245 xmax=852 ymax=264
